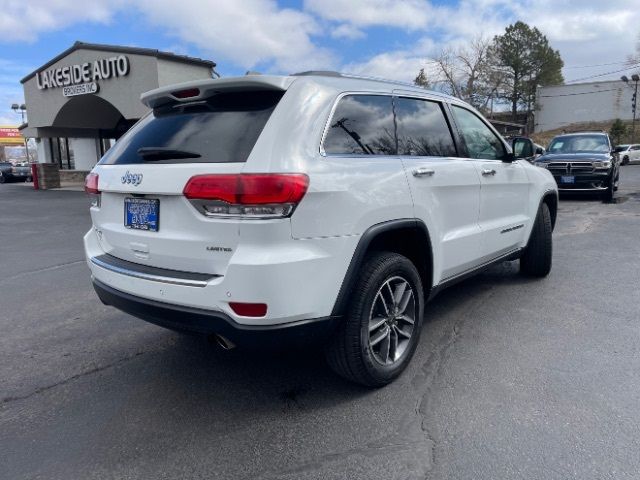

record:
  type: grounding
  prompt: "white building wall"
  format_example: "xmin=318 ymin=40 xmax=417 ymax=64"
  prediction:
xmin=36 ymin=138 xmax=52 ymax=164
xmin=157 ymin=59 xmax=212 ymax=86
xmin=71 ymin=137 xmax=99 ymax=170
xmin=535 ymin=80 xmax=636 ymax=133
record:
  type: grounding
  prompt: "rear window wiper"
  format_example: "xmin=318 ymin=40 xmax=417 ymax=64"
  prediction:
xmin=137 ymin=147 xmax=202 ymax=161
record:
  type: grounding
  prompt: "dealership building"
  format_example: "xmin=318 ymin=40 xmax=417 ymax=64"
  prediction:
xmin=20 ymin=41 xmax=216 ymax=172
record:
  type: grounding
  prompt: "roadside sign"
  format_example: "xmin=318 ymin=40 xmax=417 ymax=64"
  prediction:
xmin=0 ymin=126 xmax=24 ymax=145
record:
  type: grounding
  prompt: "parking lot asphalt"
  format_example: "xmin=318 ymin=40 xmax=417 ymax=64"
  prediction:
xmin=2 ymin=168 xmax=640 ymax=480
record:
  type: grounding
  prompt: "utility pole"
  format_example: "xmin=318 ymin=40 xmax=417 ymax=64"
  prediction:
xmin=621 ymin=75 xmax=639 ymax=143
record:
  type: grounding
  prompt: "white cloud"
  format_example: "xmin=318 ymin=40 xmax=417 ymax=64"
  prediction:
xmin=512 ymin=1 xmax=640 ymax=82
xmin=134 ymin=0 xmax=334 ymax=73
xmin=305 ymin=0 xmax=431 ymax=30
xmin=0 ymin=114 xmax=18 ymax=126
xmin=343 ymin=39 xmax=438 ymax=83
xmin=1 ymin=0 xmax=639 ymax=85
xmin=331 ymin=24 xmax=366 ymax=40
xmin=0 ymin=0 xmax=333 ymax=74
xmin=345 ymin=0 xmax=640 ymax=85
xmin=0 ymin=0 xmax=123 ymax=42
xmin=0 ymin=59 xmax=32 ymax=128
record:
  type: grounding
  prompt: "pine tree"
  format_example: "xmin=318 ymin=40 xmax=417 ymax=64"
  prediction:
xmin=610 ymin=119 xmax=628 ymax=145
xmin=490 ymin=21 xmax=564 ymax=120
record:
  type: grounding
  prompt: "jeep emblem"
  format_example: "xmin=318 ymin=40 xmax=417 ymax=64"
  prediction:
xmin=121 ymin=171 xmax=143 ymax=186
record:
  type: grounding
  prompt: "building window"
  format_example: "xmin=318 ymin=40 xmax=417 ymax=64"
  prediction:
xmin=49 ymin=137 xmax=75 ymax=169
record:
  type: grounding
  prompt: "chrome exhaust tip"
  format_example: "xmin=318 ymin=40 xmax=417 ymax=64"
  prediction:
xmin=213 ymin=334 xmax=236 ymax=350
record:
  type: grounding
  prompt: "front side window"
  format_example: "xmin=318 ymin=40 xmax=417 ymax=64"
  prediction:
xmin=451 ymin=105 xmax=506 ymax=160
xmin=323 ymin=95 xmax=395 ymax=155
xmin=394 ymin=97 xmax=457 ymax=157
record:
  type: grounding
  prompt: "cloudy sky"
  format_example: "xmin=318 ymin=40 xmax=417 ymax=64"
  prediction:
xmin=1 ymin=0 xmax=639 ymax=124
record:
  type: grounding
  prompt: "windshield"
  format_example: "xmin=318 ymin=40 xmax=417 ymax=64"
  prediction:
xmin=547 ymin=134 xmax=610 ymax=154
xmin=99 ymin=90 xmax=283 ymax=165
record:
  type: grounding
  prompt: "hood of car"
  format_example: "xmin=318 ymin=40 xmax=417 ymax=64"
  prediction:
xmin=536 ymin=152 xmax=611 ymax=163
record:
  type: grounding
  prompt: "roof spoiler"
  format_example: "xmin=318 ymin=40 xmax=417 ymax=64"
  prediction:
xmin=141 ymin=75 xmax=295 ymax=109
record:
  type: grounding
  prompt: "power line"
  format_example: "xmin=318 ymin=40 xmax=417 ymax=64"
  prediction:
xmin=566 ymin=63 xmax=640 ymax=84
xmin=539 ymin=88 xmax=619 ymax=98
xmin=564 ymin=60 xmax=632 ymax=69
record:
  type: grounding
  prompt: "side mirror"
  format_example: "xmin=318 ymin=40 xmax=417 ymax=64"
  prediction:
xmin=535 ymin=146 xmax=544 ymax=155
xmin=511 ymin=137 xmax=534 ymax=160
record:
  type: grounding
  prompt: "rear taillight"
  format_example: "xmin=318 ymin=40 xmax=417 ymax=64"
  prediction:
xmin=183 ymin=173 xmax=309 ymax=219
xmin=85 ymin=173 xmax=101 ymax=207
xmin=229 ymin=302 xmax=268 ymax=317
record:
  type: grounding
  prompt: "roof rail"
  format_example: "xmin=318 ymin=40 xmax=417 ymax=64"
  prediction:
xmin=291 ymin=70 xmax=436 ymax=90
xmin=291 ymin=71 xmax=343 ymax=77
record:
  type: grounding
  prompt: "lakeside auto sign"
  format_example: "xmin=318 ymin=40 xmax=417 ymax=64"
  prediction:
xmin=36 ymin=55 xmax=130 ymax=97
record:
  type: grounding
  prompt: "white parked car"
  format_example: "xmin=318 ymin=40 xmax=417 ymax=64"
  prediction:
xmin=84 ymin=72 xmax=558 ymax=386
xmin=615 ymin=144 xmax=640 ymax=165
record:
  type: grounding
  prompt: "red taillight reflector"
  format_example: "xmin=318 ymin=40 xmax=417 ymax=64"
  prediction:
xmin=84 ymin=173 xmax=100 ymax=194
xmin=172 ymin=88 xmax=200 ymax=99
xmin=229 ymin=302 xmax=267 ymax=317
xmin=183 ymin=174 xmax=309 ymax=204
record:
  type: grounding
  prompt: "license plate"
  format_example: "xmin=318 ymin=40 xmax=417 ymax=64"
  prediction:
xmin=560 ymin=175 xmax=575 ymax=184
xmin=124 ymin=198 xmax=159 ymax=232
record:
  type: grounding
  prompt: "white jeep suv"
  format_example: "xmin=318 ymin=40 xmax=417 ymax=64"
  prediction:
xmin=84 ymin=72 xmax=558 ymax=386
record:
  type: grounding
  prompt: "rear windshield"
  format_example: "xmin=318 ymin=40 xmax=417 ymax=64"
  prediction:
xmin=99 ymin=91 xmax=283 ymax=164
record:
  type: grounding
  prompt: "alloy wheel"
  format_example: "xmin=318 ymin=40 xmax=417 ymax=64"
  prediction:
xmin=368 ymin=276 xmax=416 ymax=365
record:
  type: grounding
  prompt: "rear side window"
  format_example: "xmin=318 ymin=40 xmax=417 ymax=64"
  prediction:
xmin=99 ymin=91 xmax=283 ymax=164
xmin=323 ymin=95 xmax=395 ymax=155
xmin=394 ymin=97 xmax=456 ymax=157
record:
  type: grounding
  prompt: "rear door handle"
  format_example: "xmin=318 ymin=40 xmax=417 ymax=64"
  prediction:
xmin=482 ymin=169 xmax=497 ymax=176
xmin=412 ymin=168 xmax=435 ymax=177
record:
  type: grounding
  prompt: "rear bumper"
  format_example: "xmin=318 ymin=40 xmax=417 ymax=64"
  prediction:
xmin=93 ymin=278 xmax=339 ymax=348
xmin=84 ymin=227 xmax=355 ymax=324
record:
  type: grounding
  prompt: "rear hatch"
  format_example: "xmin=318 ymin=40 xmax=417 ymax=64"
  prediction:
xmin=90 ymin=87 xmax=285 ymax=275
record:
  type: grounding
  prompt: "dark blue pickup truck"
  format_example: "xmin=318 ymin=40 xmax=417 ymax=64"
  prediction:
xmin=0 ymin=162 xmax=32 ymax=183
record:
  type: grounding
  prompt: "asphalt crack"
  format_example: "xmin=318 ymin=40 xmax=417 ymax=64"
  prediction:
xmin=260 ymin=286 xmax=498 ymax=480
xmin=411 ymin=286 xmax=497 ymax=479
xmin=1 ymin=350 xmax=151 ymax=405
xmin=0 ymin=259 xmax=86 ymax=285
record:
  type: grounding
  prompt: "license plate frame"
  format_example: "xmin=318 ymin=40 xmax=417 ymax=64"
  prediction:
xmin=124 ymin=198 xmax=160 ymax=232
xmin=560 ymin=175 xmax=575 ymax=184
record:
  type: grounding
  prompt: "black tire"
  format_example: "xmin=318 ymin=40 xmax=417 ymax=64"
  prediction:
xmin=601 ymin=175 xmax=615 ymax=202
xmin=25 ymin=176 xmax=33 ymax=183
xmin=622 ymin=156 xmax=629 ymax=166
xmin=325 ymin=251 xmax=424 ymax=387
xmin=520 ymin=203 xmax=552 ymax=277
xmin=0 ymin=174 xmax=5 ymax=184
